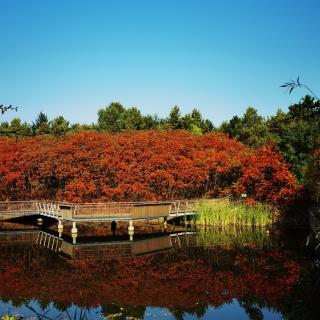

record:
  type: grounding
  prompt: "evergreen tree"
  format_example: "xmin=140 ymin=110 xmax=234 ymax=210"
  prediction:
xmin=167 ymin=106 xmax=183 ymax=129
xmin=32 ymin=112 xmax=50 ymax=135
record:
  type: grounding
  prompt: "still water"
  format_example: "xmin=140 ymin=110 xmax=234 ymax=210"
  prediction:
xmin=0 ymin=224 xmax=319 ymax=320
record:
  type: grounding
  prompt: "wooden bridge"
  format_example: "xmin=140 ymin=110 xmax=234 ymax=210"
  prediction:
xmin=0 ymin=200 xmax=199 ymax=240
xmin=0 ymin=200 xmax=198 ymax=221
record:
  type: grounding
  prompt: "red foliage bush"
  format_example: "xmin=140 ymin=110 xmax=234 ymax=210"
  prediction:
xmin=0 ymin=130 xmax=299 ymax=204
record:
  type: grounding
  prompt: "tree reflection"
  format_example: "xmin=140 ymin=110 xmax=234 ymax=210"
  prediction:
xmin=0 ymin=232 xmax=317 ymax=319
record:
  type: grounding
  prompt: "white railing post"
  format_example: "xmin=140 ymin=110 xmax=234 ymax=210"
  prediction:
xmin=36 ymin=202 xmax=40 ymax=214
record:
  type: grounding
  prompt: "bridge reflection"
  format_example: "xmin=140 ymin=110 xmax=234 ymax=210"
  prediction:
xmin=0 ymin=229 xmax=196 ymax=259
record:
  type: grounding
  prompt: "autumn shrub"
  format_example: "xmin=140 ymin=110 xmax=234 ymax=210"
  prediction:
xmin=0 ymin=130 xmax=299 ymax=204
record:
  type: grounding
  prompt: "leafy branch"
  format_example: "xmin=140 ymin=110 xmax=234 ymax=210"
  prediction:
xmin=280 ymin=76 xmax=319 ymax=100
xmin=0 ymin=128 xmax=31 ymax=136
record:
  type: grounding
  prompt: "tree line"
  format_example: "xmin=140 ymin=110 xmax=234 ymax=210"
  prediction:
xmin=0 ymin=103 xmax=214 ymax=137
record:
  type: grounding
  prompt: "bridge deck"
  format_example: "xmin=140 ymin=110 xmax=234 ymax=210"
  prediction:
xmin=0 ymin=200 xmax=199 ymax=222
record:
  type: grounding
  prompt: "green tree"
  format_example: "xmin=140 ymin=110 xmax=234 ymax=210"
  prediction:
xmin=71 ymin=123 xmax=97 ymax=131
xmin=123 ymin=107 xmax=145 ymax=130
xmin=182 ymin=108 xmax=203 ymax=133
xmin=304 ymin=148 xmax=320 ymax=203
xmin=32 ymin=112 xmax=50 ymax=135
xmin=50 ymin=116 xmax=70 ymax=136
xmin=167 ymin=105 xmax=183 ymax=129
xmin=202 ymin=119 xmax=215 ymax=133
xmin=98 ymin=102 xmax=126 ymax=132
xmin=0 ymin=118 xmax=32 ymax=137
xmin=288 ymin=95 xmax=320 ymax=121
xmin=267 ymin=96 xmax=320 ymax=182
xmin=143 ymin=114 xmax=160 ymax=129
xmin=220 ymin=107 xmax=269 ymax=147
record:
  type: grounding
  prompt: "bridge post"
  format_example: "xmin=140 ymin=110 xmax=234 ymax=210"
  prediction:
xmin=71 ymin=222 xmax=78 ymax=244
xmin=128 ymin=220 xmax=134 ymax=241
xmin=58 ymin=220 xmax=63 ymax=237
xmin=164 ymin=217 xmax=167 ymax=230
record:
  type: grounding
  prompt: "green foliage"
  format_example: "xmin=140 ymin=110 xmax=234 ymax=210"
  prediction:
xmin=0 ymin=118 xmax=32 ymax=137
xmin=304 ymin=148 xmax=320 ymax=203
xmin=1 ymin=102 xmax=214 ymax=137
xmin=98 ymin=102 xmax=126 ymax=132
xmin=98 ymin=102 xmax=163 ymax=131
xmin=220 ymin=107 xmax=269 ymax=148
xmin=167 ymin=106 xmax=214 ymax=133
xmin=98 ymin=102 xmax=125 ymax=132
xmin=50 ymin=116 xmax=70 ymax=136
xmin=196 ymin=200 xmax=273 ymax=226
xmin=122 ymin=107 xmax=146 ymax=130
xmin=32 ymin=112 xmax=50 ymax=135
xmin=267 ymin=96 xmax=320 ymax=182
xmin=168 ymin=105 xmax=183 ymax=129
xmin=71 ymin=123 xmax=97 ymax=131
xmin=97 ymin=103 xmax=214 ymax=133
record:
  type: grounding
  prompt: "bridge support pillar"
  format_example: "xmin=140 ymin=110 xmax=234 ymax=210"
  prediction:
xmin=71 ymin=222 xmax=78 ymax=244
xmin=58 ymin=220 xmax=63 ymax=237
xmin=164 ymin=217 xmax=167 ymax=231
xmin=128 ymin=220 xmax=134 ymax=241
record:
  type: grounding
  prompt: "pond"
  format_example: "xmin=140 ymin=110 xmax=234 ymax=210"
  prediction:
xmin=0 ymin=224 xmax=319 ymax=320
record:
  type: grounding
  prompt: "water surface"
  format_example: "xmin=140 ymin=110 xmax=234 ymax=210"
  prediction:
xmin=0 ymin=225 xmax=319 ymax=319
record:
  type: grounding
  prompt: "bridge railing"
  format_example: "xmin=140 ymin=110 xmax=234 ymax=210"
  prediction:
xmin=170 ymin=200 xmax=199 ymax=214
xmin=0 ymin=201 xmax=39 ymax=214
xmin=0 ymin=199 xmax=200 ymax=220
xmin=72 ymin=202 xmax=133 ymax=220
xmin=71 ymin=200 xmax=199 ymax=220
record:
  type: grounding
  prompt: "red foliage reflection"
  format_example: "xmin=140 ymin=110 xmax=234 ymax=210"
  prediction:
xmin=0 ymin=245 xmax=301 ymax=309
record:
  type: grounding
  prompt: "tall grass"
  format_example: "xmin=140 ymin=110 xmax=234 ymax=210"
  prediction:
xmin=196 ymin=200 xmax=274 ymax=227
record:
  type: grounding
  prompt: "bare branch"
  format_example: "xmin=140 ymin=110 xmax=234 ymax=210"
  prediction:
xmin=0 ymin=104 xmax=18 ymax=114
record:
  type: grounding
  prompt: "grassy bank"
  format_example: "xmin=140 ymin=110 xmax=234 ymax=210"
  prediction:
xmin=196 ymin=200 xmax=274 ymax=227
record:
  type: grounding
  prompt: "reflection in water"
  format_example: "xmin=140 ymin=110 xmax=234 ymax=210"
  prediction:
xmin=0 ymin=227 xmax=319 ymax=319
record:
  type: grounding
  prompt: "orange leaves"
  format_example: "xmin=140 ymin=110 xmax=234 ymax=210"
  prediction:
xmin=0 ymin=130 xmax=299 ymax=204
xmin=231 ymin=145 xmax=300 ymax=205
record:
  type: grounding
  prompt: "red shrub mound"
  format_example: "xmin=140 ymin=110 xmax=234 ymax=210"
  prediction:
xmin=0 ymin=130 xmax=299 ymax=204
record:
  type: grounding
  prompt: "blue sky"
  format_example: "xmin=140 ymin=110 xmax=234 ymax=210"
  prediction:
xmin=1 ymin=0 xmax=319 ymax=126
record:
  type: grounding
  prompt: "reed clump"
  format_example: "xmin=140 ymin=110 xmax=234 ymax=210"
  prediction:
xmin=196 ymin=200 xmax=274 ymax=227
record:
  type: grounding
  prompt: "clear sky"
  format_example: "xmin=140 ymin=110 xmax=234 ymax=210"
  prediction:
xmin=1 ymin=0 xmax=320 ymax=126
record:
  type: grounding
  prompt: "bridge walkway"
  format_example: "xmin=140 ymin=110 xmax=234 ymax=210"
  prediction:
xmin=0 ymin=200 xmax=199 ymax=240
xmin=0 ymin=200 xmax=198 ymax=221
